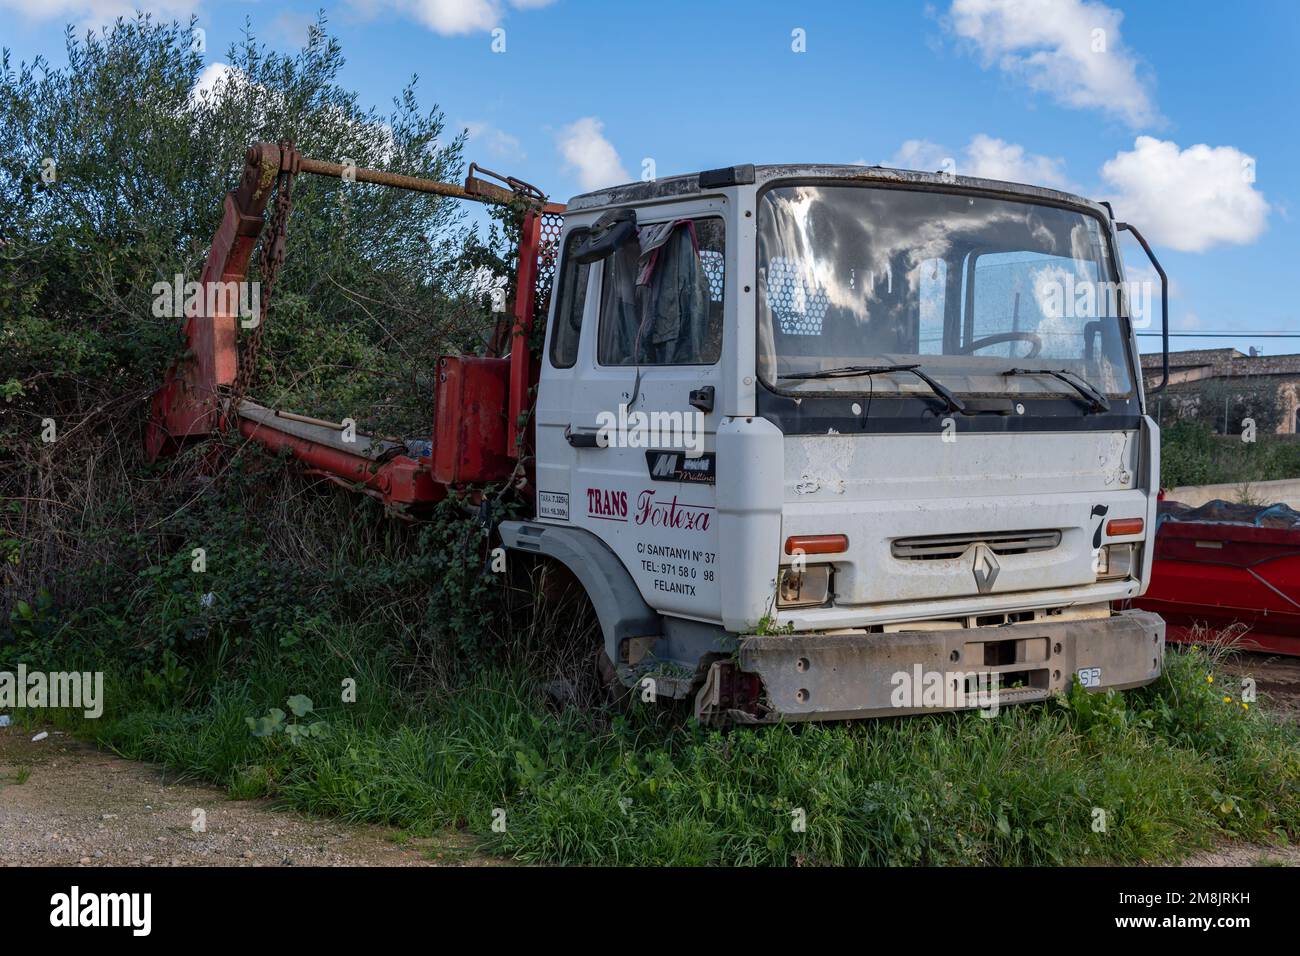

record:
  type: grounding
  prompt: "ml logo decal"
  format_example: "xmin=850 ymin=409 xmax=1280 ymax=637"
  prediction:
xmin=972 ymin=544 xmax=1000 ymax=594
xmin=644 ymin=450 xmax=716 ymax=484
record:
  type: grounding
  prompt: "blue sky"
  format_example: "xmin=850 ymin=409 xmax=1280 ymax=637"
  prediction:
xmin=4 ymin=0 xmax=1296 ymax=356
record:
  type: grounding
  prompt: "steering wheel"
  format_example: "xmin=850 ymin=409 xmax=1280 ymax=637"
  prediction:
xmin=956 ymin=331 xmax=1043 ymax=359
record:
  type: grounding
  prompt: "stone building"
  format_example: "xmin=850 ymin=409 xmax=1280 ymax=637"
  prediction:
xmin=1140 ymin=348 xmax=1300 ymax=434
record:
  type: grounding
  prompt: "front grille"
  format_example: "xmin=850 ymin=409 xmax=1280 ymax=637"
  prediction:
xmin=891 ymin=529 xmax=1062 ymax=561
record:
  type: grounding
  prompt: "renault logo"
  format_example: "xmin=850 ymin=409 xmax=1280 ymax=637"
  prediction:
xmin=972 ymin=544 xmax=1000 ymax=594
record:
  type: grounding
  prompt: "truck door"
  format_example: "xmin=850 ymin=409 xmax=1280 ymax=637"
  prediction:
xmin=536 ymin=204 xmax=726 ymax=623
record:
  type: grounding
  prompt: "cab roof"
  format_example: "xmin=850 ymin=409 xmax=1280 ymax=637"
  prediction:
xmin=564 ymin=163 xmax=1112 ymax=221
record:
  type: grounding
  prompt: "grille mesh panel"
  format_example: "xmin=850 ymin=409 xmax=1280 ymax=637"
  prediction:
xmin=891 ymin=530 xmax=1062 ymax=561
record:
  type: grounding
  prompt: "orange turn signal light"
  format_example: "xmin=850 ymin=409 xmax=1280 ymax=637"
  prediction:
xmin=1106 ymin=518 xmax=1144 ymax=537
xmin=785 ymin=534 xmax=849 ymax=555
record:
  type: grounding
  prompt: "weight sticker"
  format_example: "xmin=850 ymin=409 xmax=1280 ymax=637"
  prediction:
xmin=539 ymin=491 xmax=569 ymax=521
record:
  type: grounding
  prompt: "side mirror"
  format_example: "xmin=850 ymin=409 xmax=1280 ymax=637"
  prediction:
xmin=572 ymin=208 xmax=637 ymax=264
xmin=1117 ymin=221 xmax=1168 ymax=395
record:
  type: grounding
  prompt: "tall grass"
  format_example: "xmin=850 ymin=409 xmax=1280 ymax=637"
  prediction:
xmin=30 ymin=630 xmax=1300 ymax=867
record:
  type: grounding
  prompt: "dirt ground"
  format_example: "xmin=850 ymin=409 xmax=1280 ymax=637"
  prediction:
xmin=1184 ymin=651 xmax=1300 ymax=865
xmin=1215 ymin=651 xmax=1300 ymax=724
xmin=0 ymin=727 xmax=498 ymax=867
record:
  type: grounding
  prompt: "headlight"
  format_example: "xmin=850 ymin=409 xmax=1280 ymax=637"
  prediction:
xmin=777 ymin=565 xmax=832 ymax=607
xmin=1096 ymin=543 xmax=1136 ymax=580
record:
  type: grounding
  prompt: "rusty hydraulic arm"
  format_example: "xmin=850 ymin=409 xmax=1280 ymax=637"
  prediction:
xmin=145 ymin=141 xmax=564 ymax=515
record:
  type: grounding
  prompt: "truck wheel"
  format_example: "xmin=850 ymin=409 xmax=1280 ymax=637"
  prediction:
xmin=506 ymin=553 xmax=630 ymax=713
xmin=595 ymin=646 xmax=636 ymax=713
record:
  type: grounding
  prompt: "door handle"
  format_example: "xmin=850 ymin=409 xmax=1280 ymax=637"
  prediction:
xmin=689 ymin=385 xmax=715 ymax=414
xmin=565 ymin=425 xmax=601 ymax=448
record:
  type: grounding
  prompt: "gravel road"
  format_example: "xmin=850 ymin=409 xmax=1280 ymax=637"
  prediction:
xmin=0 ymin=726 xmax=494 ymax=867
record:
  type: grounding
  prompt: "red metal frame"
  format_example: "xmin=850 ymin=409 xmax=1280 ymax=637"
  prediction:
xmin=146 ymin=142 xmax=566 ymax=514
xmin=146 ymin=144 xmax=283 ymax=459
xmin=508 ymin=210 xmax=543 ymax=460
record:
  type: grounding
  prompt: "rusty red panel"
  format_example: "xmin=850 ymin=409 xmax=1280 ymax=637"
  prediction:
xmin=432 ymin=355 xmax=512 ymax=484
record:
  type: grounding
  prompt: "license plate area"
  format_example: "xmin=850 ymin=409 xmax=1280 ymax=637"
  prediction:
xmin=973 ymin=636 xmax=1049 ymax=667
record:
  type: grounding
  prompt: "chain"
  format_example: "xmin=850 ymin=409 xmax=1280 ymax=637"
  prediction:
xmin=226 ymin=140 xmax=299 ymax=423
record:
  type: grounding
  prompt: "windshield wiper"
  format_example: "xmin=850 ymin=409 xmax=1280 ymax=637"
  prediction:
xmin=782 ymin=363 xmax=968 ymax=414
xmin=1003 ymin=368 xmax=1111 ymax=413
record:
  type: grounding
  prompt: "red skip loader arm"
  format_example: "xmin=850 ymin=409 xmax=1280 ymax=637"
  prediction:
xmin=146 ymin=142 xmax=565 ymax=515
xmin=146 ymin=143 xmax=285 ymax=457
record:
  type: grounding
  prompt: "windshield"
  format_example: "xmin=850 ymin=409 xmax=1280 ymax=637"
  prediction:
xmin=756 ymin=184 xmax=1136 ymax=400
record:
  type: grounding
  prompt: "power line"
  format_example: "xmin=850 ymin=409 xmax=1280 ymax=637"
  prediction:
xmin=1135 ymin=332 xmax=1300 ymax=338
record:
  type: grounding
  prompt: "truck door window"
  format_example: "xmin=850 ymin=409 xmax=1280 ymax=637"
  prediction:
xmin=597 ymin=217 xmax=724 ymax=366
xmin=548 ymin=228 xmax=590 ymax=369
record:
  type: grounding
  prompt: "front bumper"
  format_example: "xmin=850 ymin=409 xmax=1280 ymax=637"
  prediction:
xmin=695 ymin=609 xmax=1164 ymax=723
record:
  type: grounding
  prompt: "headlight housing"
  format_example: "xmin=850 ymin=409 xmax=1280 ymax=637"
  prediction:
xmin=777 ymin=565 xmax=832 ymax=607
xmin=1096 ymin=543 xmax=1136 ymax=580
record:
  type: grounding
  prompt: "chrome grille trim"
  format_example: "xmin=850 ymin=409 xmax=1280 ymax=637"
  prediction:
xmin=891 ymin=530 xmax=1062 ymax=561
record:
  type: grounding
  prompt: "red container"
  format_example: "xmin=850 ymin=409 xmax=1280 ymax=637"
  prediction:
xmin=1126 ymin=501 xmax=1300 ymax=655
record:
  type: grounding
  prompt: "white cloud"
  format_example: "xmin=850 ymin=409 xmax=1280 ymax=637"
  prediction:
xmin=352 ymin=0 xmax=555 ymax=36
xmin=463 ymin=120 xmax=525 ymax=161
xmin=946 ymin=0 xmax=1159 ymax=128
xmin=888 ymin=139 xmax=952 ymax=173
xmin=190 ymin=62 xmax=242 ymax=104
xmin=408 ymin=0 xmax=500 ymax=34
xmin=963 ymin=133 xmax=1072 ymax=188
xmin=1101 ymin=136 xmax=1269 ymax=253
xmin=887 ymin=134 xmax=1072 ymax=189
xmin=270 ymin=11 xmax=320 ymax=48
xmin=556 ymin=116 xmax=629 ymax=191
xmin=886 ymin=133 xmax=1270 ymax=253
xmin=0 ymin=0 xmax=199 ymax=23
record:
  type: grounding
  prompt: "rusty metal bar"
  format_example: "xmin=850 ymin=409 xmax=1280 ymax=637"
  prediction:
xmin=297 ymin=156 xmax=566 ymax=214
xmin=299 ymin=156 xmax=490 ymax=201
xmin=274 ymin=408 xmax=346 ymax=430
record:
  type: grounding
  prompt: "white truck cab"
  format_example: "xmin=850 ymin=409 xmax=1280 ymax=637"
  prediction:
xmin=500 ymin=163 xmax=1165 ymax=723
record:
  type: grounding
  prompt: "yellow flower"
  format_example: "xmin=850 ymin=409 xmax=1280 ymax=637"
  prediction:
xmin=1241 ymin=702 xmax=1249 ymax=711
xmin=1206 ymin=674 xmax=1214 ymax=684
xmin=1222 ymin=696 xmax=1232 ymax=703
